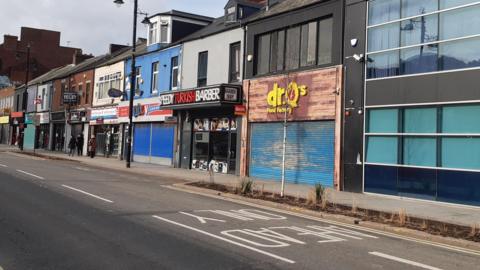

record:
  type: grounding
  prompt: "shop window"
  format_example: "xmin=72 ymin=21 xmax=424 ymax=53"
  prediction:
xmin=78 ymin=84 xmax=83 ymax=105
xmin=171 ymin=56 xmax=179 ymax=90
xmin=256 ymin=33 xmax=270 ymax=75
xmin=152 ymin=62 xmax=159 ymax=94
xmin=401 ymin=0 xmax=438 ymax=18
xmin=366 ymin=136 xmax=399 ymax=164
xmin=368 ymin=22 xmax=400 ymax=53
xmin=229 ymin=42 xmax=241 ymax=83
xmin=404 ymin=107 xmax=437 ymax=133
xmin=318 ymin=17 xmax=333 ymax=65
xmin=442 ymin=104 xmax=480 ymax=133
xmin=440 ymin=0 xmax=479 ymax=9
xmin=85 ymin=82 xmax=90 ymax=103
xmin=160 ymin=23 xmax=168 ymax=43
xmin=442 ymin=137 xmax=480 ymax=170
xmin=403 ymin=137 xmax=437 ymax=167
xmin=197 ymin=51 xmax=208 ymax=87
xmin=367 ymin=108 xmax=399 ymax=133
xmin=401 ymin=15 xmax=438 ymax=47
xmin=440 ymin=6 xmax=480 ymax=41
xmin=367 ymin=50 xmax=400 ymax=79
xmin=400 ymin=45 xmax=438 ymax=75
xmin=135 ymin=67 xmax=141 ymax=95
xmin=300 ymin=22 xmax=317 ymax=67
xmin=149 ymin=22 xmax=158 ymax=45
xmin=368 ymin=0 xmax=400 ymax=25
xmin=285 ymin=26 xmax=301 ymax=70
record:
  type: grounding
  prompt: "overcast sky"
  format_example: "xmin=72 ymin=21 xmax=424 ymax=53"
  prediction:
xmin=1 ymin=0 xmax=226 ymax=55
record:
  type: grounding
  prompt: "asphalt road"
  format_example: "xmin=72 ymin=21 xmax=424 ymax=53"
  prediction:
xmin=0 ymin=152 xmax=479 ymax=270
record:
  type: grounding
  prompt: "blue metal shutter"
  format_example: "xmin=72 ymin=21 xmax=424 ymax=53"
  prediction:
xmin=133 ymin=123 xmax=151 ymax=156
xmin=151 ymin=124 xmax=174 ymax=158
xmin=250 ymin=121 xmax=335 ymax=187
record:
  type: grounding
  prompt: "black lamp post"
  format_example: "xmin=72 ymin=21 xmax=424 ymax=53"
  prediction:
xmin=114 ymin=0 xmax=150 ymax=168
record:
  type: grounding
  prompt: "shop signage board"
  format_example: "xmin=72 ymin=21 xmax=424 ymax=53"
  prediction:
xmin=63 ymin=92 xmax=78 ymax=104
xmin=159 ymin=84 xmax=242 ymax=109
xmin=0 ymin=116 xmax=9 ymax=124
xmin=90 ymin=107 xmax=118 ymax=125
xmin=247 ymin=67 xmax=341 ymax=122
xmin=38 ymin=112 xmax=50 ymax=124
xmin=117 ymin=100 xmax=173 ymax=123
xmin=11 ymin=112 xmax=23 ymax=118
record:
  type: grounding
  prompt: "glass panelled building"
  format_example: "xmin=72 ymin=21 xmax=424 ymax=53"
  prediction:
xmin=363 ymin=0 xmax=480 ymax=206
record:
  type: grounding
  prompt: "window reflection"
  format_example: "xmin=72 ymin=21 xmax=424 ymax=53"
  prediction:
xmin=440 ymin=37 xmax=480 ymax=71
xmin=367 ymin=50 xmax=400 ymax=79
xmin=400 ymin=15 xmax=438 ymax=46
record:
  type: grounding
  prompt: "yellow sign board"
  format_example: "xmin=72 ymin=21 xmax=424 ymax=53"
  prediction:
xmin=0 ymin=116 xmax=9 ymax=124
xmin=267 ymin=82 xmax=308 ymax=114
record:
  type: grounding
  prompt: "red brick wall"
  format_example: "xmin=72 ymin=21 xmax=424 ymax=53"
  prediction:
xmin=247 ymin=67 xmax=341 ymax=122
xmin=0 ymin=27 xmax=86 ymax=86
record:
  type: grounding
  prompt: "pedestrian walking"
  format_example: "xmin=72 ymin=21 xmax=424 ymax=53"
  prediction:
xmin=76 ymin=134 xmax=84 ymax=156
xmin=68 ymin=136 xmax=76 ymax=156
xmin=88 ymin=135 xmax=96 ymax=158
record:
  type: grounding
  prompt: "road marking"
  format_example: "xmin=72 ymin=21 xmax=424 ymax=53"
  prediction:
xmin=369 ymin=252 xmax=443 ymax=270
xmin=74 ymin=167 xmax=91 ymax=171
xmin=0 ymin=163 xmax=7 ymax=167
xmin=61 ymin=184 xmax=114 ymax=203
xmin=16 ymin=169 xmax=45 ymax=180
xmin=164 ymin=185 xmax=480 ymax=257
xmin=152 ymin=215 xmax=295 ymax=264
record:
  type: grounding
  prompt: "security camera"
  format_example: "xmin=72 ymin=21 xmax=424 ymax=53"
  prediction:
xmin=353 ymin=54 xmax=364 ymax=62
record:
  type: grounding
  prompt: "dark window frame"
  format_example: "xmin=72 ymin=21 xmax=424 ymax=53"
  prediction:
xmin=197 ymin=51 xmax=208 ymax=87
xmin=254 ymin=16 xmax=334 ymax=76
xmin=229 ymin=42 xmax=241 ymax=83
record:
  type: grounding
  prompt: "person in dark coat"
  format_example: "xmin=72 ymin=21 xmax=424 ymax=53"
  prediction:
xmin=88 ymin=135 xmax=96 ymax=158
xmin=76 ymin=134 xmax=84 ymax=156
xmin=68 ymin=136 xmax=76 ymax=156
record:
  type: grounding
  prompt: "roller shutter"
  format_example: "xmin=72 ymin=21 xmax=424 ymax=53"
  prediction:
xmin=249 ymin=121 xmax=335 ymax=187
xmin=134 ymin=123 xmax=174 ymax=165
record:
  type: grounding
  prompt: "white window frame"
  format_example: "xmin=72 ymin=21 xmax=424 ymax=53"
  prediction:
xmin=149 ymin=22 xmax=158 ymax=45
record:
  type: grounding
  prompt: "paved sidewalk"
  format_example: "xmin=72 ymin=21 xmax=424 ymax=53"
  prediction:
xmin=3 ymin=145 xmax=480 ymax=227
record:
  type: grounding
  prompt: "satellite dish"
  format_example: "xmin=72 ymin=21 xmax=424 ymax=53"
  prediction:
xmin=108 ymin=88 xmax=123 ymax=98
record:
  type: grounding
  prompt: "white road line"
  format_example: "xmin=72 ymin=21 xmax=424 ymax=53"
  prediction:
xmin=0 ymin=163 xmax=7 ymax=167
xmin=61 ymin=184 xmax=114 ymax=203
xmin=74 ymin=167 xmax=91 ymax=171
xmin=369 ymin=252 xmax=443 ymax=270
xmin=16 ymin=169 xmax=45 ymax=180
xmin=152 ymin=215 xmax=295 ymax=264
xmin=164 ymin=185 xmax=480 ymax=257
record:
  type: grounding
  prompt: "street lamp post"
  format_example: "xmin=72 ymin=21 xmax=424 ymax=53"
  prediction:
xmin=114 ymin=0 xmax=142 ymax=168
xmin=18 ymin=44 xmax=31 ymax=151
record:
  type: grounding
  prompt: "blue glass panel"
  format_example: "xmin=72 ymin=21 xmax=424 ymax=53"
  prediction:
xmin=442 ymin=105 xmax=480 ymax=133
xmin=368 ymin=23 xmax=400 ymax=52
xmin=403 ymin=137 xmax=437 ymax=167
xmin=366 ymin=136 xmax=399 ymax=164
xmin=364 ymin=165 xmax=398 ymax=195
xmin=401 ymin=15 xmax=438 ymax=46
xmin=442 ymin=138 xmax=480 ymax=170
xmin=402 ymin=0 xmax=438 ymax=18
xmin=367 ymin=50 xmax=400 ymax=79
xmin=438 ymin=170 xmax=480 ymax=206
xmin=368 ymin=108 xmax=399 ymax=133
xmin=368 ymin=0 xmax=401 ymax=25
xmin=439 ymin=37 xmax=480 ymax=71
xmin=400 ymin=45 xmax=438 ymax=75
xmin=440 ymin=0 xmax=479 ymax=9
xmin=404 ymin=107 xmax=437 ymax=133
xmin=398 ymin=167 xmax=437 ymax=200
xmin=440 ymin=5 xmax=480 ymax=40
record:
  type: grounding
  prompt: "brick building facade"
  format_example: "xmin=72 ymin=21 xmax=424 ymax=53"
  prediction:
xmin=0 ymin=27 xmax=90 ymax=86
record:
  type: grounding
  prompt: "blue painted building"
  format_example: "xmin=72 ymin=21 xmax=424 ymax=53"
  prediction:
xmin=119 ymin=10 xmax=214 ymax=166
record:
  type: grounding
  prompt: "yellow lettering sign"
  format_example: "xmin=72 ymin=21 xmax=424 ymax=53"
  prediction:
xmin=266 ymin=81 xmax=308 ymax=114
